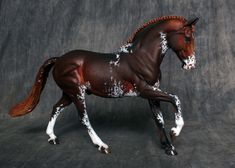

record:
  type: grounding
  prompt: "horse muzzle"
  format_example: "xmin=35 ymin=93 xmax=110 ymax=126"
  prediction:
xmin=182 ymin=54 xmax=196 ymax=70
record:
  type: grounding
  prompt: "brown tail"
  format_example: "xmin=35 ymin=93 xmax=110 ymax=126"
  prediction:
xmin=9 ymin=57 xmax=58 ymax=117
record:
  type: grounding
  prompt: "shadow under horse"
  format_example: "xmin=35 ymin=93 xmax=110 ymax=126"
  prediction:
xmin=9 ymin=16 xmax=199 ymax=155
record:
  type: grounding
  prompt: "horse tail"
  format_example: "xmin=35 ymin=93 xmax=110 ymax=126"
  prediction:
xmin=9 ymin=57 xmax=58 ymax=117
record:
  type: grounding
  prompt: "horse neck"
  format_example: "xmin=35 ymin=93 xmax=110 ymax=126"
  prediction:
xmin=132 ymin=30 xmax=167 ymax=69
xmin=133 ymin=20 xmax=184 ymax=67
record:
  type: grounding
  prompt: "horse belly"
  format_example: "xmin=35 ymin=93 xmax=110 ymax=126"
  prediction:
xmin=87 ymin=79 xmax=139 ymax=98
xmin=79 ymin=53 xmax=138 ymax=98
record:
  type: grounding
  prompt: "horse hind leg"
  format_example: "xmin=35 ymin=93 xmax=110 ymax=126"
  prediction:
xmin=72 ymin=85 xmax=111 ymax=154
xmin=46 ymin=93 xmax=72 ymax=144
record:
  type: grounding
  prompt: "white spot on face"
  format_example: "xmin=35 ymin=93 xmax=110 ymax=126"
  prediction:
xmin=119 ymin=43 xmax=133 ymax=53
xmin=169 ymin=94 xmax=184 ymax=136
xmin=160 ymin=32 xmax=168 ymax=54
xmin=183 ymin=53 xmax=196 ymax=70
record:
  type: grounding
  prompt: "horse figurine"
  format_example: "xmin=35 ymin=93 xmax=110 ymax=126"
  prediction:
xmin=9 ymin=16 xmax=199 ymax=155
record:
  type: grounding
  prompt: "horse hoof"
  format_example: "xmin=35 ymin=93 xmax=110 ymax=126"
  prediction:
xmin=101 ymin=146 xmax=111 ymax=154
xmin=97 ymin=146 xmax=111 ymax=154
xmin=165 ymin=147 xmax=178 ymax=156
xmin=48 ymin=138 xmax=59 ymax=145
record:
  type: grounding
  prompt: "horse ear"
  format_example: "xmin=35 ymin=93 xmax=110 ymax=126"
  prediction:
xmin=184 ymin=17 xmax=199 ymax=27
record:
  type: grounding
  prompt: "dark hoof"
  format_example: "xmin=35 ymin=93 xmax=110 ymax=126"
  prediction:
xmin=48 ymin=138 xmax=59 ymax=145
xmin=101 ymin=146 xmax=111 ymax=154
xmin=94 ymin=144 xmax=111 ymax=154
xmin=165 ymin=146 xmax=178 ymax=156
xmin=99 ymin=146 xmax=111 ymax=154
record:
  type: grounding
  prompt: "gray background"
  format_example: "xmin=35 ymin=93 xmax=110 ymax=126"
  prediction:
xmin=0 ymin=0 xmax=234 ymax=168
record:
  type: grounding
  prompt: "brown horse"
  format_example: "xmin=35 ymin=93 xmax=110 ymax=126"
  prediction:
xmin=9 ymin=16 xmax=199 ymax=155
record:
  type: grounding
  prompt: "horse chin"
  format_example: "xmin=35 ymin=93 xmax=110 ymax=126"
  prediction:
xmin=182 ymin=54 xmax=196 ymax=70
xmin=182 ymin=63 xmax=196 ymax=70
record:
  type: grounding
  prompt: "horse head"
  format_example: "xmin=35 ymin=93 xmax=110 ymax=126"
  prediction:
xmin=167 ymin=18 xmax=199 ymax=70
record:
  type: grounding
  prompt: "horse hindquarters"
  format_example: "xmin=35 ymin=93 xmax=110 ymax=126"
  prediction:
xmin=52 ymin=54 xmax=111 ymax=154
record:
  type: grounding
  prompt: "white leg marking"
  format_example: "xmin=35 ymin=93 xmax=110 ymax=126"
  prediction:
xmin=46 ymin=106 xmax=64 ymax=143
xmin=78 ymin=85 xmax=109 ymax=152
xmin=82 ymin=112 xmax=108 ymax=150
xmin=156 ymin=111 xmax=164 ymax=126
xmin=150 ymin=82 xmax=184 ymax=135
xmin=169 ymin=94 xmax=184 ymax=136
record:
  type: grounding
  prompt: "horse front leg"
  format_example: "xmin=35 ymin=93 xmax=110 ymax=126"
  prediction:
xmin=168 ymin=94 xmax=184 ymax=143
xmin=149 ymin=99 xmax=178 ymax=155
xmin=140 ymin=84 xmax=184 ymax=155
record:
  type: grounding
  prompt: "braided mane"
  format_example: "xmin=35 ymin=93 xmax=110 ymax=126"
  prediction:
xmin=127 ymin=16 xmax=186 ymax=43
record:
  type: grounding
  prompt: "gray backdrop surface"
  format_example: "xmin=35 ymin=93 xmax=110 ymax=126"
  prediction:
xmin=0 ymin=1 xmax=235 ymax=168
xmin=0 ymin=0 xmax=234 ymax=123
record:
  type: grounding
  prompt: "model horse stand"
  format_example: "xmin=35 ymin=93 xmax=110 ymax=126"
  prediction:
xmin=9 ymin=16 xmax=199 ymax=155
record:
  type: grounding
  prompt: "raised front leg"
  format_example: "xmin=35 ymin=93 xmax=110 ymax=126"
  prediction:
xmin=139 ymin=82 xmax=184 ymax=154
xmin=168 ymin=94 xmax=184 ymax=143
xmin=149 ymin=99 xmax=177 ymax=155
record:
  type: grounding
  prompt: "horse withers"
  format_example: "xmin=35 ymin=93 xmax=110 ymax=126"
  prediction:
xmin=9 ymin=16 xmax=199 ymax=155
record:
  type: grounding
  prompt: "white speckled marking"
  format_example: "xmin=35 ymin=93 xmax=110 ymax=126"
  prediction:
xmin=169 ymin=94 xmax=184 ymax=136
xmin=119 ymin=43 xmax=133 ymax=53
xmin=152 ymin=81 xmax=161 ymax=91
xmin=109 ymin=53 xmax=120 ymax=67
xmin=155 ymin=111 xmax=164 ymax=126
xmin=183 ymin=52 xmax=196 ymax=70
xmin=160 ymin=32 xmax=168 ymax=54
xmin=151 ymin=81 xmax=165 ymax=126
xmin=150 ymin=81 xmax=183 ymax=135
xmin=108 ymin=80 xmax=124 ymax=97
